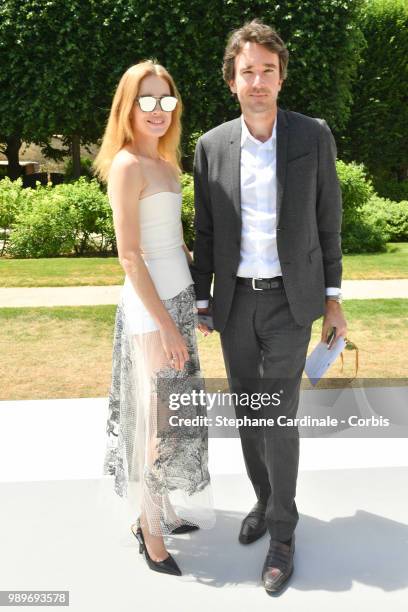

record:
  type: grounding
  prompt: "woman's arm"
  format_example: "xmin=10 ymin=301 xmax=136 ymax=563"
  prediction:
xmin=108 ymin=155 xmax=189 ymax=370
xmin=182 ymin=242 xmax=193 ymax=266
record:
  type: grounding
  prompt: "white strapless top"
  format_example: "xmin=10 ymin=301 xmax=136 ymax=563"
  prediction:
xmin=123 ymin=191 xmax=193 ymax=302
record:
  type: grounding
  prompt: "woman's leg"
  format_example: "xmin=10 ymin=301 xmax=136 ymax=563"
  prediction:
xmin=132 ymin=329 xmax=177 ymax=561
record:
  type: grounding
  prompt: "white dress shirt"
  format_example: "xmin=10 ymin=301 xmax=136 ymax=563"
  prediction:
xmin=237 ymin=114 xmax=281 ymax=278
xmin=196 ymin=114 xmax=339 ymax=309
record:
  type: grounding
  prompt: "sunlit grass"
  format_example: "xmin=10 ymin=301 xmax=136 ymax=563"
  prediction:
xmin=1 ymin=299 xmax=406 ymax=400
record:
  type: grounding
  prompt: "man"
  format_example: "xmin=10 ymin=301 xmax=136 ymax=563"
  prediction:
xmin=191 ymin=19 xmax=347 ymax=594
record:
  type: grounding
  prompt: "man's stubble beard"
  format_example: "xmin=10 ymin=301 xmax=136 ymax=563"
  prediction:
xmin=236 ymin=87 xmax=278 ymax=113
xmin=243 ymin=97 xmax=278 ymax=115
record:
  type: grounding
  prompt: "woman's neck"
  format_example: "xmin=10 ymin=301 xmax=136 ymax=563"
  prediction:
xmin=127 ymin=135 xmax=160 ymax=159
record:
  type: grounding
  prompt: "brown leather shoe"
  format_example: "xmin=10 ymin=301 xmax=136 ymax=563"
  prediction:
xmin=239 ymin=502 xmax=267 ymax=544
xmin=262 ymin=535 xmax=295 ymax=594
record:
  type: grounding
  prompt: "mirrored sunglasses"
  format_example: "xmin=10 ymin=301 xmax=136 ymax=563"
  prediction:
xmin=136 ymin=95 xmax=178 ymax=112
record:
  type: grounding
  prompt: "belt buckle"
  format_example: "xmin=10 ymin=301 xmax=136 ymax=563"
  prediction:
xmin=252 ymin=277 xmax=263 ymax=291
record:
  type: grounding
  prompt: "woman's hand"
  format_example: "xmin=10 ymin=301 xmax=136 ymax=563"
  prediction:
xmin=159 ymin=319 xmax=190 ymax=371
xmin=182 ymin=243 xmax=194 ymax=266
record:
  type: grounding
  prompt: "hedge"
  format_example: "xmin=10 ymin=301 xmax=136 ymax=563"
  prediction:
xmin=1 ymin=0 xmax=364 ymax=172
xmin=344 ymin=0 xmax=408 ymax=186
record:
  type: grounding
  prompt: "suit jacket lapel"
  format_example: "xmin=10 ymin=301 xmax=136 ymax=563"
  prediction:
xmin=276 ymin=107 xmax=289 ymax=226
xmin=229 ymin=118 xmax=242 ymax=236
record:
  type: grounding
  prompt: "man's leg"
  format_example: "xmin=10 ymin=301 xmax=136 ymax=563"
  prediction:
xmin=255 ymin=286 xmax=312 ymax=542
xmin=220 ymin=284 xmax=271 ymax=506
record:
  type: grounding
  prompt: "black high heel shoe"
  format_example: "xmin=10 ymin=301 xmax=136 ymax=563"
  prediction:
xmin=130 ymin=519 xmax=182 ymax=576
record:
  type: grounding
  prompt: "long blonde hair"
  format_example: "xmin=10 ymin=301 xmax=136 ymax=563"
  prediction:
xmin=93 ymin=60 xmax=183 ymax=183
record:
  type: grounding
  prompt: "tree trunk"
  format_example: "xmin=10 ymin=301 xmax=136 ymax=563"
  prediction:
xmin=5 ymin=134 xmax=22 ymax=179
xmin=71 ymin=134 xmax=81 ymax=179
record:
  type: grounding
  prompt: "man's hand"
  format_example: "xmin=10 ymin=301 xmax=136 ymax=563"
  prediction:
xmin=197 ymin=307 xmax=213 ymax=336
xmin=321 ymin=300 xmax=347 ymax=346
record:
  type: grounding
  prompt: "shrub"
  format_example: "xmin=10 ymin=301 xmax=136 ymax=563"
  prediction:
xmin=336 ymin=160 xmax=388 ymax=253
xmin=181 ymin=173 xmax=195 ymax=250
xmin=0 ymin=176 xmax=25 ymax=254
xmin=183 ymin=131 xmax=204 ymax=172
xmin=340 ymin=217 xmax=389 ymax=254
xmin=7 ymin=177 xmax=116 ymax=258
xmin=365 ymin=196 xmax=408 ymax=242
xmin=9 ymin=185 xmax=78 ymax=257
xmin=54 ymin=178 xmax=115 ymax=254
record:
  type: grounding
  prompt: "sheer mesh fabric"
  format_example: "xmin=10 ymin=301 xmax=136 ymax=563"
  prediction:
xmin=104 ymin=284 xmax=215 ymax=536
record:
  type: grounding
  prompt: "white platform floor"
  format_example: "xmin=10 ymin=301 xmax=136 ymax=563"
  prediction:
xmin=1 ymin=396 xmax=407 ymax=611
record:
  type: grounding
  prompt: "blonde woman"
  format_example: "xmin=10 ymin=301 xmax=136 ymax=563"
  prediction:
xmin=94 ymin=61 xmax=215 ymax=577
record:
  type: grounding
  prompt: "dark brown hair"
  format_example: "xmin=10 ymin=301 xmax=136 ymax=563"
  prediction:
xmin=222 ymin=19 xmax=289 ymax=84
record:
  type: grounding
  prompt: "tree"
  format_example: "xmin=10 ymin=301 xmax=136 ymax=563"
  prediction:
xmin=343 ymin=0 xmax=408 ymax=185
xmin=1 ymin=0 xmax=365 ymax=175
xmin=0 ymin=0 xmax=128 ymax=178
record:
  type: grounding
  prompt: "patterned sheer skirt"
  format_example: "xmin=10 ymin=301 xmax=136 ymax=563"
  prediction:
xmin=103 ymin=283 xmax=215 ymax=536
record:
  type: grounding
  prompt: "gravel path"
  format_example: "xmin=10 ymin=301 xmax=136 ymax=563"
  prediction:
xmin=1 ymin=279 xmax=408 ymax=307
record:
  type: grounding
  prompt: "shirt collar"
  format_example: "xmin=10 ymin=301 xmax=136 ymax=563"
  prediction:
xmin=240 ymin=114 xmax=277 ymax=149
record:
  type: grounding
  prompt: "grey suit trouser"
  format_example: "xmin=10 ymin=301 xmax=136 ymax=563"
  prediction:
xmin=220 ymin=281 xmax=312 ymax=541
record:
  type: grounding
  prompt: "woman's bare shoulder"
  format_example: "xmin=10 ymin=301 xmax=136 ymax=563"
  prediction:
xmin=111 ymin=148 xmax=142 ymax=173
xmin=164 ymin=158 xmax=180 ymax=178
xmin=108 ymin=149 xmax=145 ymax=192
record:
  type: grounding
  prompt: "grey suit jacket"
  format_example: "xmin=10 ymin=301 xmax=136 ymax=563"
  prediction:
xmin=191 ymin=107 xmax=343 ymax=333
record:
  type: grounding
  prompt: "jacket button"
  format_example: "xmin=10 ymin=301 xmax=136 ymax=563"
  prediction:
xmin=231 ymin=272 xmax=236 ymax=279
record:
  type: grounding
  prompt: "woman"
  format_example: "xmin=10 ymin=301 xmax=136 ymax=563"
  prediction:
xmin=93 ymin=61 xmax=215 ymax=576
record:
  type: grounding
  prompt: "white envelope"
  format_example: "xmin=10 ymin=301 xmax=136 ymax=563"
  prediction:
xmin=304 ymin=337 xmax=346 ymax=385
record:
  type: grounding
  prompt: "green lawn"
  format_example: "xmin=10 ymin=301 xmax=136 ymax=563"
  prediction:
xmin=1 ymin=299 xmax=407 ymax=399
xmin=0 ymin=243 xmax=407 ymax=287
xmin=342 ymin=243 xmax=408 ymax=280
xmin=0 ymin=256 xmax=124 ymax=287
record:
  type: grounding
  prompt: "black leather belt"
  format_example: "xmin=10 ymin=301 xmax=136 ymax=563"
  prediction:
xmin=236 ymin=276 xmax=283 ymax=290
